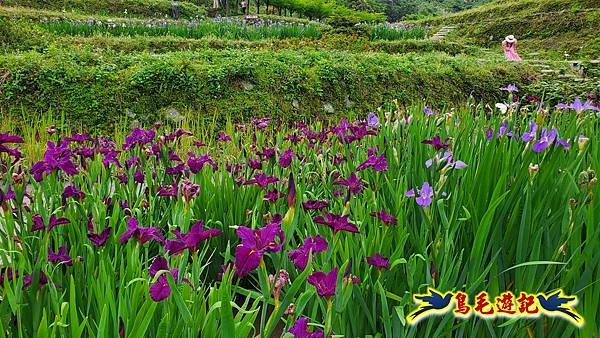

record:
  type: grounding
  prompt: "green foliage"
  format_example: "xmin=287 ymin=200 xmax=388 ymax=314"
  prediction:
xmin=380 ymin=0 xmax=492 ymax=22
xmin=412 ymin=0 xmax=600 ymax=59
xmin=1 ymin=0 xmax=207 ymax=18
xmin=1 ymin=97 xmax=599 ymax=336
xmin=324 ymin=5 xmax=385 ymax=27
xmin=0 ymin=48 xmax=534 ymax=131
xmin=38 ymin=18 xmax=324 ymax=41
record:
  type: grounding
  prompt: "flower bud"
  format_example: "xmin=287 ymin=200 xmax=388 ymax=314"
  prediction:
xmin=528 ymin=163 xmax=539 ymax=177
xmin=578 ymin=135 xmax=589 ymax=151
xmin=12 ymin=171 xmax=25 ymax=184
xmin=284 ymin=303 xmax=295 ymax=317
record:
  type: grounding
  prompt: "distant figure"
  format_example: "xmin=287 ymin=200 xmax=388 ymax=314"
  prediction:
xmin=503 ymin=35 xmax=522 ymax=61
xmin=241 ymin=0 xmax=248 ymax=14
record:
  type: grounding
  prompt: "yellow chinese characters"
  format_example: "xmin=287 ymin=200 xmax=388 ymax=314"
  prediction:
xmin=407 ymin=288 xmax=583 ymax=327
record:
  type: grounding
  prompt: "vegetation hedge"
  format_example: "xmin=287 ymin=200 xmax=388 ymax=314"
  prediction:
xmin=410 ymin=0 xmax=600 ymax=58
xmin=454 ymin=9 xmax=600 ymax=49
xmin=416 ymin=0 xmax=599 ymax=26
xmin=1 ymin=0 xmax=206 ymax=18
xmin=0 ymin=19 xmax=474 ymax=56
xmin=0 ymin=48 xmax=535 ymax=130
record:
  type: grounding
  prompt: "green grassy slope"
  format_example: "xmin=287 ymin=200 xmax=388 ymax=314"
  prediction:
xmin=0 ymin=0 xmax=206 ymax=18
xmin=414 ymin=0 xmax=600 ymax=59
xmin=0 ymin=48 xmax=535 ymax=130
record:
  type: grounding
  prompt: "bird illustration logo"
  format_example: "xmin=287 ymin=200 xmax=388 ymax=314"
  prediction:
xmin=537 ymin=290 xmax=584 ymax=327
xmin=407 ymin=288 xmax=454 ymax=324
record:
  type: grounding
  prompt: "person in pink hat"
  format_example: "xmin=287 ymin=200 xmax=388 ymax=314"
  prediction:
xmin=502 ymin=35 xmax=522 ymax=61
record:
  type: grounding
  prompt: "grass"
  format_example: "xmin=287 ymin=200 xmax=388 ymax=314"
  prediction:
xmin=409 ymin=0 xmax=600 ymax=60
xmin=1 ymin=0 xmax=206 ymax=18
xmin=0 ymin=94 xmax=598 ymax=337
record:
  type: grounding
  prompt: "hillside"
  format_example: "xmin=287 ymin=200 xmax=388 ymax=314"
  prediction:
xmin=413 ymin=0 xmax=600 ymax=59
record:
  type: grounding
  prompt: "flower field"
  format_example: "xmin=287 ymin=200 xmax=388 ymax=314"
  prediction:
xmin=38 ymin=17 xmax=326 ymax=41
xmin=0 ymin=89 xmax=599 ymax=337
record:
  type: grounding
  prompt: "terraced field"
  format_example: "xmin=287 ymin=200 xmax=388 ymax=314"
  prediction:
xmin=0 ymin=0 xmax=599 ymax=337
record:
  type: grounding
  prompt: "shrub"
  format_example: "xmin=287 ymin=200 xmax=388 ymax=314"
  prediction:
xmin=0 ymin=48 xmax=535 ymax=130
xmin=1 ymin=0 xmax=206 ymax=18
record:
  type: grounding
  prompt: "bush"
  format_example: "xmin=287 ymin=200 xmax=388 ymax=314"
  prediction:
xmin=0 ymin=18 xmax=49 ymax=51
xmin=1 ymin=0 xmax=206 ymax=18
xmin=0 ymin=48 xmax=535 ymax=130
xmin=325 ymin=6 xmax=385 ymax=27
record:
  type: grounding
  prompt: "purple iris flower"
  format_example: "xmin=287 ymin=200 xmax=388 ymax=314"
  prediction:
xmin=158 ymin=182 xmax=178 ymax=198
xmin=264 ymin=189 xmax=283 ymax=203
xmin=369 ymin=209 xmax=397 ymax=225
xmin=346 ymin=125 xmax=377 ymax=144
xmin=31 ymin=142 xmax=78 ymax=181
xmin=101 ymin=150 xmax=121 ymax=168
xmin=425 ymin=151 xmax=467 ymax=170
xmin=367 ymin=112 xmax=380 ymax=127
xmin=64 ymin=132 xmax=92 ymax=144
xmin=0 ymin=132 xmax=24 ymax=160
xmin=406 ymin=182 xmax=434 ymax=207
xmin=313 ymin=212 xmax=358 ymax=234
xmin=284 ymin=133 xmax=302 ymax=145
xmin=307 ymin=268 xmax=338 ymax=299
xmin=187 ymin=153 xmax=217 ymax=173
xmin=302 ymin=199 xmax=329 ymax=211
xmin=522 ymin=121 xmax=538 ymax=142
xmin=258 ymin=148 xmax=276 ymax=159
xmin=423 ymin=107 xmax=436 ymax=116
xmin=333 ymin=172 xmax=365 ymax=195
xmin=532 ymin=128 xmax=558 ymax=152
xmin=497 ymin=121 xmax=507 ymax=138
xmin=165 ymin=128 xmax=193 ymax=142
xmin=288 ymin=235 xmax=328 ymax=270
xmin=216 ymin=132 xmax=232 ymax=142
xmin=278 ymin=148 xmax=295 ymax=168
xmin=556 ymin=136 xmax=571 ymax=150
xmin=248 ymin=158 xmax=263 ymax=170
xmin=62 ymin=184 xmax=85 ymax=205
xmin=31 ymin=214 xmax=70 ymax=232
xmin=180 ymin=180 xmax=200 ymax=202
xmin=366 ymin=253 xmax=390 ymax=270
xmin=165 ymin=220 xmax=222 ymax=255
xmin=148 ymin=256 xmax=190 ymax=302
xmin=0 ymin=268 xmax=18 ymax=285
xmin=87 ymin=218 xmax=111 ymax=248
xmin=122 ymin=128 xmax=155 ymax=150
xmin=234 ymin=218 xmax=284 ymax=277
xmin=48 ymin=246 xmax=73 ymax=266
xmin=243 ymin=173 xmax=278 ymax=189
xmin=288 ymin=317 xmax=325 ymax=338
xmin=165 ymin=163 xmax=186 ymax=176
xmin=119 ymin=218 xmax=164 ymax=245
xmin=421 ymin=136 xmax=450 ymax=150
xmin=116 ymin=173 xmax=128 ymax=185
xmin=356 ymin=153 xmax=388 ymax=172
xmin=500 ymin=84 xmax=519 ymax=92
xmin=133 ymin=169 xmax=145 ymax=184
xmin=557 ymin=98 xmax=600 ymax=114
xmin=332 ymin=154 xmax=347 ymax=166
xmin=75 ymin=146 xmax=95 ymax=159
xmin=252 ymin=118 xmax=271 ymax=129
xmin=23 ymin=271 xmax=49 ymax=289
xmin=485 ymin=128 xmax=494 ymax=141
